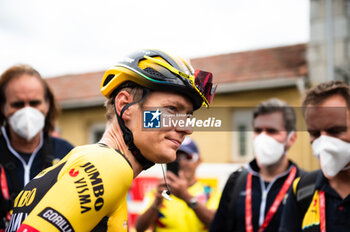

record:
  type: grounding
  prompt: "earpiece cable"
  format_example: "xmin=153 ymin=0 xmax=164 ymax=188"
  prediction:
xmin=160 ymin=164 xmax=172 ymax=200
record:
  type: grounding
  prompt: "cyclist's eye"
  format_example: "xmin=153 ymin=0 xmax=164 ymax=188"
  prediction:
xmin=166 ymin=106 xmax=177 ymax=114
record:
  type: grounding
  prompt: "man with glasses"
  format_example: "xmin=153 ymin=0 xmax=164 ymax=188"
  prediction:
xmin=136 ymin=137 xmax=221 ymax=232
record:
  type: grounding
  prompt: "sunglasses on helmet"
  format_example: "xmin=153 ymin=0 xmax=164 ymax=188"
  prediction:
xmin=144 ymin=55 xmax=216 ymax=107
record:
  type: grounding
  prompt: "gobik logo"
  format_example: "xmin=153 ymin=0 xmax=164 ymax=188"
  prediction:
xmin=143 ymin=109 xmax=161 ymax=128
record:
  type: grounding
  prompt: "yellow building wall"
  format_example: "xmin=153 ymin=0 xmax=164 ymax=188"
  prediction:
xmin=57 ymin=86 xmax=319 ymax=172
xmin=57 ymin=106 xmax=106 ymax=146
xmin=190 ymin=86 xmax=319 ymax=171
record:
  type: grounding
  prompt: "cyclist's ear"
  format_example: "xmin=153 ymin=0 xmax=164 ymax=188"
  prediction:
xmin=114 ymin=90 xmax=134 ymax=119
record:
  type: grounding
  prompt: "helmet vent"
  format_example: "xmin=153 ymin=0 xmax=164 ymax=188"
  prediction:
xmin=144 ymin=67 xmax=169 ymax=81
xmin=103 ymin=74 xmax=115 ymax=87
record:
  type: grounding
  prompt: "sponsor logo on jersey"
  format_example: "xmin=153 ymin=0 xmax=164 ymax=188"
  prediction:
xmin=72 ymin=162 xmax=105 ymax=213
xmin=74 ymin=177 xmax=92 ymax=213
xmin=69 ymin=168 xmax=79 ymax=177
xmin=13 ymin=188 xmax=37 ymax=208
xmin=38 ymin=207 xmax=74 ymax=232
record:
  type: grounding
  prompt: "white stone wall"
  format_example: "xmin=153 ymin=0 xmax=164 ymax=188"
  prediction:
xmin=308 ymin=0 xmax=350 ymax=84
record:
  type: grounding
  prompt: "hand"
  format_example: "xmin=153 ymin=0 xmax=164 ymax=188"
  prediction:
xmin=166 ymin=171 xmax=191 ymax=201
xmin=153 ymin=179 xmax=167 ymax=208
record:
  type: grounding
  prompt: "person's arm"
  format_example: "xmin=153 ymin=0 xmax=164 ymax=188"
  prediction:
xmin=135 ymin=181 xmax=166 ymax=232
xmin=181 ymin=191 xmax=217 ymax=227
xmin=51 ymin=136 xmax=74 ymax=159
xmin=209 ymin=171 xmax=237 ymax=232
xmin=166 ymin=171 xmax=216 ymax=228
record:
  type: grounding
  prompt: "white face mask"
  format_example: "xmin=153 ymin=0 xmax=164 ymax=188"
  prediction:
xmin=253 ymin=133 xmax=288 ymax=166
xmin=312 ymin=135 xmax=350 ymax=177
xmin=8 ymin=107 xmax=45 ymax=141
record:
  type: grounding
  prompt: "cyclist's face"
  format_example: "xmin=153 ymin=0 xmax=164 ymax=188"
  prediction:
xmin=129 ymin=91 xmax=193 ymax=163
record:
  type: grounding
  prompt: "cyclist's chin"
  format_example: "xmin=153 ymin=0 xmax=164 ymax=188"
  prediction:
xmin=143 ymin=147 xmax=176 ymax=164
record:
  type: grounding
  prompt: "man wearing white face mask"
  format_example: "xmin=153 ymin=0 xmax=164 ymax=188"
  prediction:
xmin=211 ymin=98 xmax=303 ymax=232
xmin=0 ymin=65 xmax=74 ymax=230
xmin=279 ymin=81 xmax=350 ymax=232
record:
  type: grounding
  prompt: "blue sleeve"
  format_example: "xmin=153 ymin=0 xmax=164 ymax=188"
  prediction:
xmin=279 ymin=187 xmax=303 ymax=232
xmin=51 ymin=137 xmax=74 ymax=159
xmin=210 ymin=172 xmax=237 ymax=232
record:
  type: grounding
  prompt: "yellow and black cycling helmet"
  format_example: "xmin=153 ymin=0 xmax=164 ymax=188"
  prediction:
xmin=100 ymin=49 xmax=216 ymax=110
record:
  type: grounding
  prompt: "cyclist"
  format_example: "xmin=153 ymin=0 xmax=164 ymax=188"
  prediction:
xmin=6 ymin=49 xmax=216 ymax=232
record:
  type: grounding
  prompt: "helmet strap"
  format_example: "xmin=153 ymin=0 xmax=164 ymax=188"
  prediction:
xmin=114 ymin=88 xmax=155 ymax=170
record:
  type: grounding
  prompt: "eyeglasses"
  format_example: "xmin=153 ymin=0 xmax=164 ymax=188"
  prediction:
xmin=144 ymin=55 xmax=217 ymax=107
xmin=177 ymin=153 xmax=199 ymax=162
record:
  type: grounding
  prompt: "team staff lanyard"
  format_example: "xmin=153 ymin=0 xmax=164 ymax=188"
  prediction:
xmin=319 ymin=190 xmax=326 ymax=232
xmin=0 ymin=166 xmax=10 ymax=200
xmin=1 ymin=165 xmax=12 ymax=222
xmin=245 ymin=166 xmax=297 ymax=232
